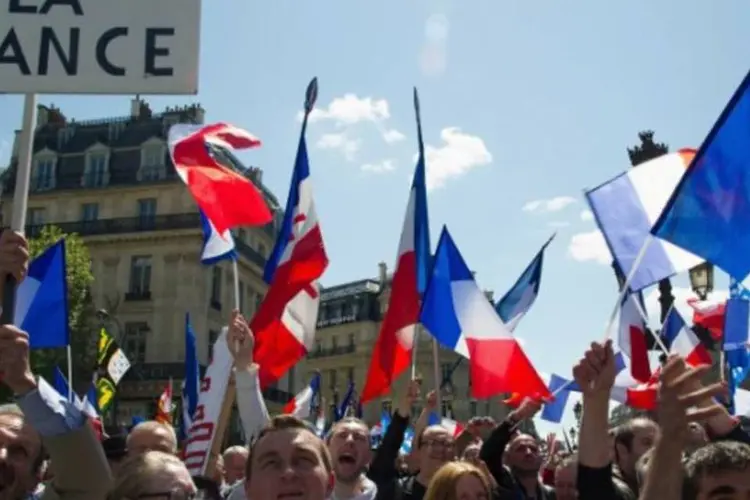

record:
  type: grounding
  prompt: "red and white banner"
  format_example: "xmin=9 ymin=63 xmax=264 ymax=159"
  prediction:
xmin=183 ymin=327 xmax=233 ymax=476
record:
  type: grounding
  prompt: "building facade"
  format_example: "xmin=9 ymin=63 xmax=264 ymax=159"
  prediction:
xmin=308 ymin=262 xmax=512 ymax=426
xmin=0 ymin=99 xmax=303 ymax=429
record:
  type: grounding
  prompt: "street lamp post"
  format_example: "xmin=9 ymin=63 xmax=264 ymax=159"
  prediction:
xmin=688 ymin=262 xmax=716 ymax=348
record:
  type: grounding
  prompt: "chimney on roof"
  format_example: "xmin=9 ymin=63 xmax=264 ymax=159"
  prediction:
xmin=378 ymin=262 xmax=387 ymax=284
xmin=47 ymin=105 xmax=66 ymax=126
xmin=130 ymin=97 xmax=141 ymax=118
xmin=36 ymin=105 xmax=49 ymax=128
xmin=191 ymin=103 xmax=205 ymax=124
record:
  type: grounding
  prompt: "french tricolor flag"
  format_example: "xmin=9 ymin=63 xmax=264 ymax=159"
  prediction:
xmin=495 ymin=234 xmax=554 ymax=332
xmin=199 ymin=209 xmax=235 ymax=265
xmin=428 ymin=413 xmax=464 ymax=437
xmin=420 ymin=227 xmax=550 ymax=400
xmin=361 ymin=88 xmax=431 ymax=403
xmin=252 ymin=78 xmax=328 ymax=389
xmin=661 ymin=307 xmax=712 ymax=367
xmin=168 ymin=123 xmax=271 ymax=233
xmin=283 ymin=373 xmax=321 ymax=419
xmin=618 ymin=293 xmax=651 ymax=383
xmin=688 ymin=297 xmax=726 ymax=341
xmin=585 ymin=149 xmax=703 ymax=291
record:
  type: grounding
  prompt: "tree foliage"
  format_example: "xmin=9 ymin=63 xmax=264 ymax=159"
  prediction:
xmin=27 ymin=226 xmax=96 ymax=393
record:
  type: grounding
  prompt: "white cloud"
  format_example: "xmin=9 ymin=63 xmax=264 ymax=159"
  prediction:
xmin=304 ymin=95 xmax=390 ymax=125
xmin=316 ymin=133 xmax=361 ymax=161
xmin=568 ymin=230 xmax=611 ymax=265
xmin=382 ymin=129 xmax=406 ymax=144
xmin=419 ymin=127 xmax=492 ymax=190
xmin=548 ymin=221 xmax=571 ymax=228
xmin=361 ymin=159 xmax=396 ymax=174
xmin=580 ymin=210 xmax=594 ymax=221
xmin=522 ymin=196 xmax=577 ymax=214
xmin=644 ymin=286 xmax=729 ymax=325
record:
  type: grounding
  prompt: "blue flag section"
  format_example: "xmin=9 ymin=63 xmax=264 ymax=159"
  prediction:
xmin=17 ymin=240 xmax=69 ymax=349
xmin=652 ymin=70 xmax=750 ymax=280
xmin=412 ymin=88 xmax=432 ymax=296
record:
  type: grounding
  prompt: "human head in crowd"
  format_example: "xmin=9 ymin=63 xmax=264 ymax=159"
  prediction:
xmin=685 ymin=422 xmax=709 ymax=455
xmin=0 ymin=404 xmax=47 ymax=498
xmin=126 ymin=420 xmax=178 ymax=456
xmin=504 ymin=433 xmax=542 ymax=479
xmin=394 ymin=454 xmax=409 ymax=475
xmin=612 ymin=417 xmax=658 ymax=482
xmin=102 ymin=433 xmax=127 ymax=475
xmin=107 ymin=450 xmax=196 ymax=499
xmin=415 ymin=424 xmax=457 ymax=481
xmin=553 ymin=454 xmax=577 ymax=500
xmin=682 ymin=441 xmax=750 ymax=499
xmin=423 ymin=461 xmax=493 ymax=500
xmin=326 ymin=417 xmax=373 ymax=486
xmin=461 ymin=442 xmax=481 ymax=465
xmin=223 ymin=445 xmax=249 ymax=486
xmin=245 ymin=415 xmax=334 ymax=500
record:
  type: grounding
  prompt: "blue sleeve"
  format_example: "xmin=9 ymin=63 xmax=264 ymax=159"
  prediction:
xmin=16 ymin=378 xmax=86 ymax=437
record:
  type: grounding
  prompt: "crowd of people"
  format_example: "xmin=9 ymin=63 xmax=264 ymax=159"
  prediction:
xmin=0 ymin=230 xmax=748 ymax=499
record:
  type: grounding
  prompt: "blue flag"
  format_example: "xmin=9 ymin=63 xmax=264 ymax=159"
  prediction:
xmin=16 ymin=239 xmax=68 ymax=348
xmin=652 ymin=70 xmax=750 ymax=280
xmin=495 ymin=234 xmax=554 ymax=331
xmin=180 ymin=313 xmax=200 ymax=441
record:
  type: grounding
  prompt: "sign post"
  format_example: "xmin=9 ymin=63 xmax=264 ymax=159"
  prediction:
xmin=0 ymin=0 xmax=202 ymax=323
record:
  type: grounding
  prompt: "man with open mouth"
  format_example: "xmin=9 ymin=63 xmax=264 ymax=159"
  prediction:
xmin=326 ymin=418 xmax=377 ymax=500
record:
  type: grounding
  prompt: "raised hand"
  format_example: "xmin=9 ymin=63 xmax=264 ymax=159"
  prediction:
xmin=658 ymin=355 xmax=724 ymax=440
xmin=425 ymin=389 xmax=437 ymax=409
xmin=227 ymin=309 xmax=254 ymax=370
xmin=397 ymin=379 xmax=420 ymax=417
xmin=573 ymin=339 xmax=617 ymax=398
xmin=0 ymin=231 xmax=28 ymax=283
xmin=0 ymin=325 xmax=35 ymax=395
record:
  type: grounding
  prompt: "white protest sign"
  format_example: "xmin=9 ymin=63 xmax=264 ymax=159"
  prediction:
xmin=183 ymin=327 xmax=233 ymax=476
xmin=0 ymin=0 xmax=201 ymax=94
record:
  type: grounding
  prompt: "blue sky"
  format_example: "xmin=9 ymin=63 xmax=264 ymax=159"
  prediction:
xmin=1 ymin=0 xmax=748 ymax=433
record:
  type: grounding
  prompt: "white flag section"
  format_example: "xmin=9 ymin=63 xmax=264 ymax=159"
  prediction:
xmin=183 ymin=327 xmax=233 ymax=476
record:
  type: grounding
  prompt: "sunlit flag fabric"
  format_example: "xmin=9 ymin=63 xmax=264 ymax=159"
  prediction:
xmin=585 ymin=150 xmax=703 ymax=291
xmin=617 ymin=293 xmax=651 ymax=383
xmin=96 ymin=328 xmax=131 ymax=413
xmin=282 ymin=373 xmax=321 ymax=419
xmin=688 ymin=297 xmax=726 ymax=341
xmin=427 ymin=413 xmax=465 ymax=437
xmin=199 ymin=209 xmax=235 ymax=264
xmin=155 ymin=380 xmax=174 ymax=425
xmin=661 ymin=307 xmax=712 ymax=367
xmin=361 ymin=88 xmax=431 ymax=403
xmin=52 ymin=367 xmax=98 ymax=419
xmin=168 ymin=123 xmax=271 ymax=234
xmin=723 ymin=298 xmax=750 ymax=389
xmin=253 ymin=78 xmax=328 ymax=388
xmin=180 ymin=314 xmax=200 ymax=441
xmin=15 ymin=239 xmax=68 ymax=349
xmin=495 ymin=234 xmax=554 ymax=332
xmin=652 ymin=70 xmax=750 ymax=280
xmin=420 ymin=227 xmax=550 ymax=400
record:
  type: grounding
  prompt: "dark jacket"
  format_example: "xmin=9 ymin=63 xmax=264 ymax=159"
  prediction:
xmin=480 ymin=418 xmax=556 ymax=500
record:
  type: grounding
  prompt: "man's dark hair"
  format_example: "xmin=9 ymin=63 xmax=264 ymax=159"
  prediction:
xmin=613 ymin=417 xmax=655 ymax=452
xmin=683 ymin=441 xmax=750 ymax=500
xmin=325 ymin=417 xmax=368 ymax=444
xmin=245 ymin=415 xmax=332 ymax=481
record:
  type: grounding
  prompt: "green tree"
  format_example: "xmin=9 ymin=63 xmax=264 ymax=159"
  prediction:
xmin=27 ymin=226 xmax=97 ymax=393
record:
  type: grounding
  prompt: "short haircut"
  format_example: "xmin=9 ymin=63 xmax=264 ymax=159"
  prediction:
xmin=223 ymin=445 xmax=248 ymax=459
xmin=245 ymin=415 xmax=332 ymax=482
xmin=127 ymin=420 xmax=178 ymax=453
xmin=0 ymin=403 xmax=46 ymax=473
xmin=683 ymin=441 xmax=750 ymax=500
xmin=613 ymin=417 xmax=655 ymax=452
xmin=325 ymin=417 xmax=368 ymax=444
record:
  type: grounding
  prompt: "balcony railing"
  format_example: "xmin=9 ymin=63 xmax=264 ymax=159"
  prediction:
xmin=307 ymin=344 xmax=356 ymax=359
xmin=25 ymin=214 xmax=267 ymax=267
